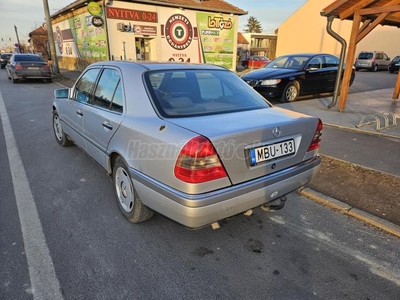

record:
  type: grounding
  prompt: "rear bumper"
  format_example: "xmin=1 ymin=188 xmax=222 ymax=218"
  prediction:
xmin=13 ymin=71 xmax=51 ymax=79
xmin=355 ymin=62 xmax=373 ymax=70
xmin=130 ymin=156 xmax=321 ymax=229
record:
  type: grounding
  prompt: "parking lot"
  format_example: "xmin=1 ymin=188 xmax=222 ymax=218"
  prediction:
xmin=349 ymin=68 xmax=399 ymax=93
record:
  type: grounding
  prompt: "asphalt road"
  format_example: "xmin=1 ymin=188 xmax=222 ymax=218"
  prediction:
xmin=1 ymin=72 xmax=400 ymax=299
xmin=349 ymin=69 xmax=399 ymax=93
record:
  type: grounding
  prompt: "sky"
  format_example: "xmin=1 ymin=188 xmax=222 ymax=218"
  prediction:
xmin=0 ymin=0 xmax=307 ymax=48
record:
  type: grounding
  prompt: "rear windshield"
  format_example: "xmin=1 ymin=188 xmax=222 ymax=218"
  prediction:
xmin=250 ymin=56 xmax=269 ymax=61
xmin=358 ymin=53 xmax=373 ymax=59
xmin=14 ymin=55 xmax=45 ymax=62
xmin=144 ymin=69 xmax=271 ymax=117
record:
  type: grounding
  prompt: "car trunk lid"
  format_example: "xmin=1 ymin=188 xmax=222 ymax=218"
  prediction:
xmin=166 ymin=107 xmax=320 ymax=185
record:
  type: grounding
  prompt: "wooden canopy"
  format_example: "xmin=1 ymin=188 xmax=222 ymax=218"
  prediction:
xmin=321 ymin=0 xmax=400 ymax=111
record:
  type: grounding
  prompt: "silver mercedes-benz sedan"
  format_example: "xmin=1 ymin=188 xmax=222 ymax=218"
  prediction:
xmin=52 ymin=61 xmax=322 ymax=229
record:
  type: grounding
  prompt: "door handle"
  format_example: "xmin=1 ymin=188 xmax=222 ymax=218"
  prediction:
xmin=76 ymin=109 xmax=83 ymax=116
xmin=102 ymin=121 xmax=113 ymax=130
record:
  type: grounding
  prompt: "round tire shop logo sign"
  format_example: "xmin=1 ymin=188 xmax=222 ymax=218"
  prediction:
xmin=165 ymin=14 xmax=193 ymax=50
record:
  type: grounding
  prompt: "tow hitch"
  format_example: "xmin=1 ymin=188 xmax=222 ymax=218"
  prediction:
xmin=261 ymin=196 xmax=287 ymax=211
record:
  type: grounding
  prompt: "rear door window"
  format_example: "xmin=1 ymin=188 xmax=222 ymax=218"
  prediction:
xmin=323 ymin=55 xmax=339 ymax=68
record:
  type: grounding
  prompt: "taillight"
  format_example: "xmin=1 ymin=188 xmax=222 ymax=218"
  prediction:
xmin=43 ymin=65 xmax=51 ymax=71
xmin=174 ymin=136 xmax=228 ymax=183
xmin=15 ymin=64 xmax=22 ymax=70
xmin=307 ymin=119 xmax=323 ymax=151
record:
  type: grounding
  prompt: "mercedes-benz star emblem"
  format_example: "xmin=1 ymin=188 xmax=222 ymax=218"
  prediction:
xmin=272 ymin=126 xmax=281 ymax=138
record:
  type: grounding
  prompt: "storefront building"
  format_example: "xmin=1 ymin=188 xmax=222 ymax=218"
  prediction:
xmin=50 ymin=0 xmax=246 ymax=71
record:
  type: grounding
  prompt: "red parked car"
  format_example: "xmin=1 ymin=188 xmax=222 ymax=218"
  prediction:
xmin=242 ymin=56 xmax=271 ymax=69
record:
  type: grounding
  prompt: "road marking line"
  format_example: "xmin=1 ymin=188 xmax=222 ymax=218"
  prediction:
xmin=0 ymin=92 xmax=63 ymax=299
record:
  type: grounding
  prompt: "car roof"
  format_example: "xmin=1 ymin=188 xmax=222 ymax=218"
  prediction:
xmin=88 ymin=60 xmax=228 ymax=72
xmin=14 ymin=53 xmax=41 ymax=56
xmin=279 ymin=53 xmax=334 ymax=57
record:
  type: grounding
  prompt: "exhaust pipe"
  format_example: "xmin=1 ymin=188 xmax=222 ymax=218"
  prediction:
xmin=261 ymin=195 xmax=287 ymax=211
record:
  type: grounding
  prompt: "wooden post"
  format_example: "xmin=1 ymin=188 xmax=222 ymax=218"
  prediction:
xmin=393 ymin=70 xmax=400 ymax=100
xmin=338 ymin=12 xmax=361 ymax=111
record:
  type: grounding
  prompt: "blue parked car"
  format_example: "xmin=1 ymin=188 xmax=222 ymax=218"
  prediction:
xmin=388 ymin=55 xmax=400 ymax=73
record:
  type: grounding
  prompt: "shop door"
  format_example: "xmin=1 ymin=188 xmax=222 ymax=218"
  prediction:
xmin=135 ymin=38 xmax=151 ymax=61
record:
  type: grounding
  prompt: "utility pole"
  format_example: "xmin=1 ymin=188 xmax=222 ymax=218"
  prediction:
xmin=42 ymin=0 xmax=60 ymax=74
xmin=14 ymin=25 xmax=22 ymax=53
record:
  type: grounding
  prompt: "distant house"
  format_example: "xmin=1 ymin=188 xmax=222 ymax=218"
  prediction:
xmin=29 ymin=26 xmax=50 ymax=60
xmin=276 ymin=0 xmax=400 ymax=60
xmin=237 ymin=32 xmax=277 ymax=64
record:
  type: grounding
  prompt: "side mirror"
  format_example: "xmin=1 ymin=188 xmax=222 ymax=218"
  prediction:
xmin=54 ymin=88 xmax=70 ymax=99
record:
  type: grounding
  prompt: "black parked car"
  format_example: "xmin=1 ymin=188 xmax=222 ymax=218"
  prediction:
xmin=241 ymin=53 xmax=355 ymax=102
xmin=0 ymin=53 xmax=12 ymax=69
xmin=388 ymin=55 xmax=400 ymax=73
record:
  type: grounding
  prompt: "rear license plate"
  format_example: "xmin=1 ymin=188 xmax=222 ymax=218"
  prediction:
xmin=27 ymin=67 xmax=39 ymax=70
xmin=250 ymin=139 xmax=295 ymax=166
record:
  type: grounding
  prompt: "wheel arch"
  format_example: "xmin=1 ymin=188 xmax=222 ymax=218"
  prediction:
xmin=291 ymin=79 xmax=300 ymax=89
xmin=288 ymin=79 xmax=301 ymax=94
xmin=107 ymin=152 xmax=122 ymax=175
xmin=280 ymin=80 xmax=301 ymax=103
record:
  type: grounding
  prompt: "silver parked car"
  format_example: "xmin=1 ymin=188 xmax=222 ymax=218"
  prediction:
xmin=354 ymin=51 xmax=390 ymax=72
xmin=52 ymin=61 xmax=322 ymax=229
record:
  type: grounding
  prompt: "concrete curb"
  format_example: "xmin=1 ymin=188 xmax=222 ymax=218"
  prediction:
xmin=319 ymin=153 xmax=400 ymax=179
xmin=300 ymin=188 xmax=400 ymax=238
xmin=324 ymin=122 xmax=400 ymax=140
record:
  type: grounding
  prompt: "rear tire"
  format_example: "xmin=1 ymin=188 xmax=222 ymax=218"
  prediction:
xmin=280 ymin=81 xmax=299 ymax=103
xmin=112 ymin=157 xmax=153 ymax=224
